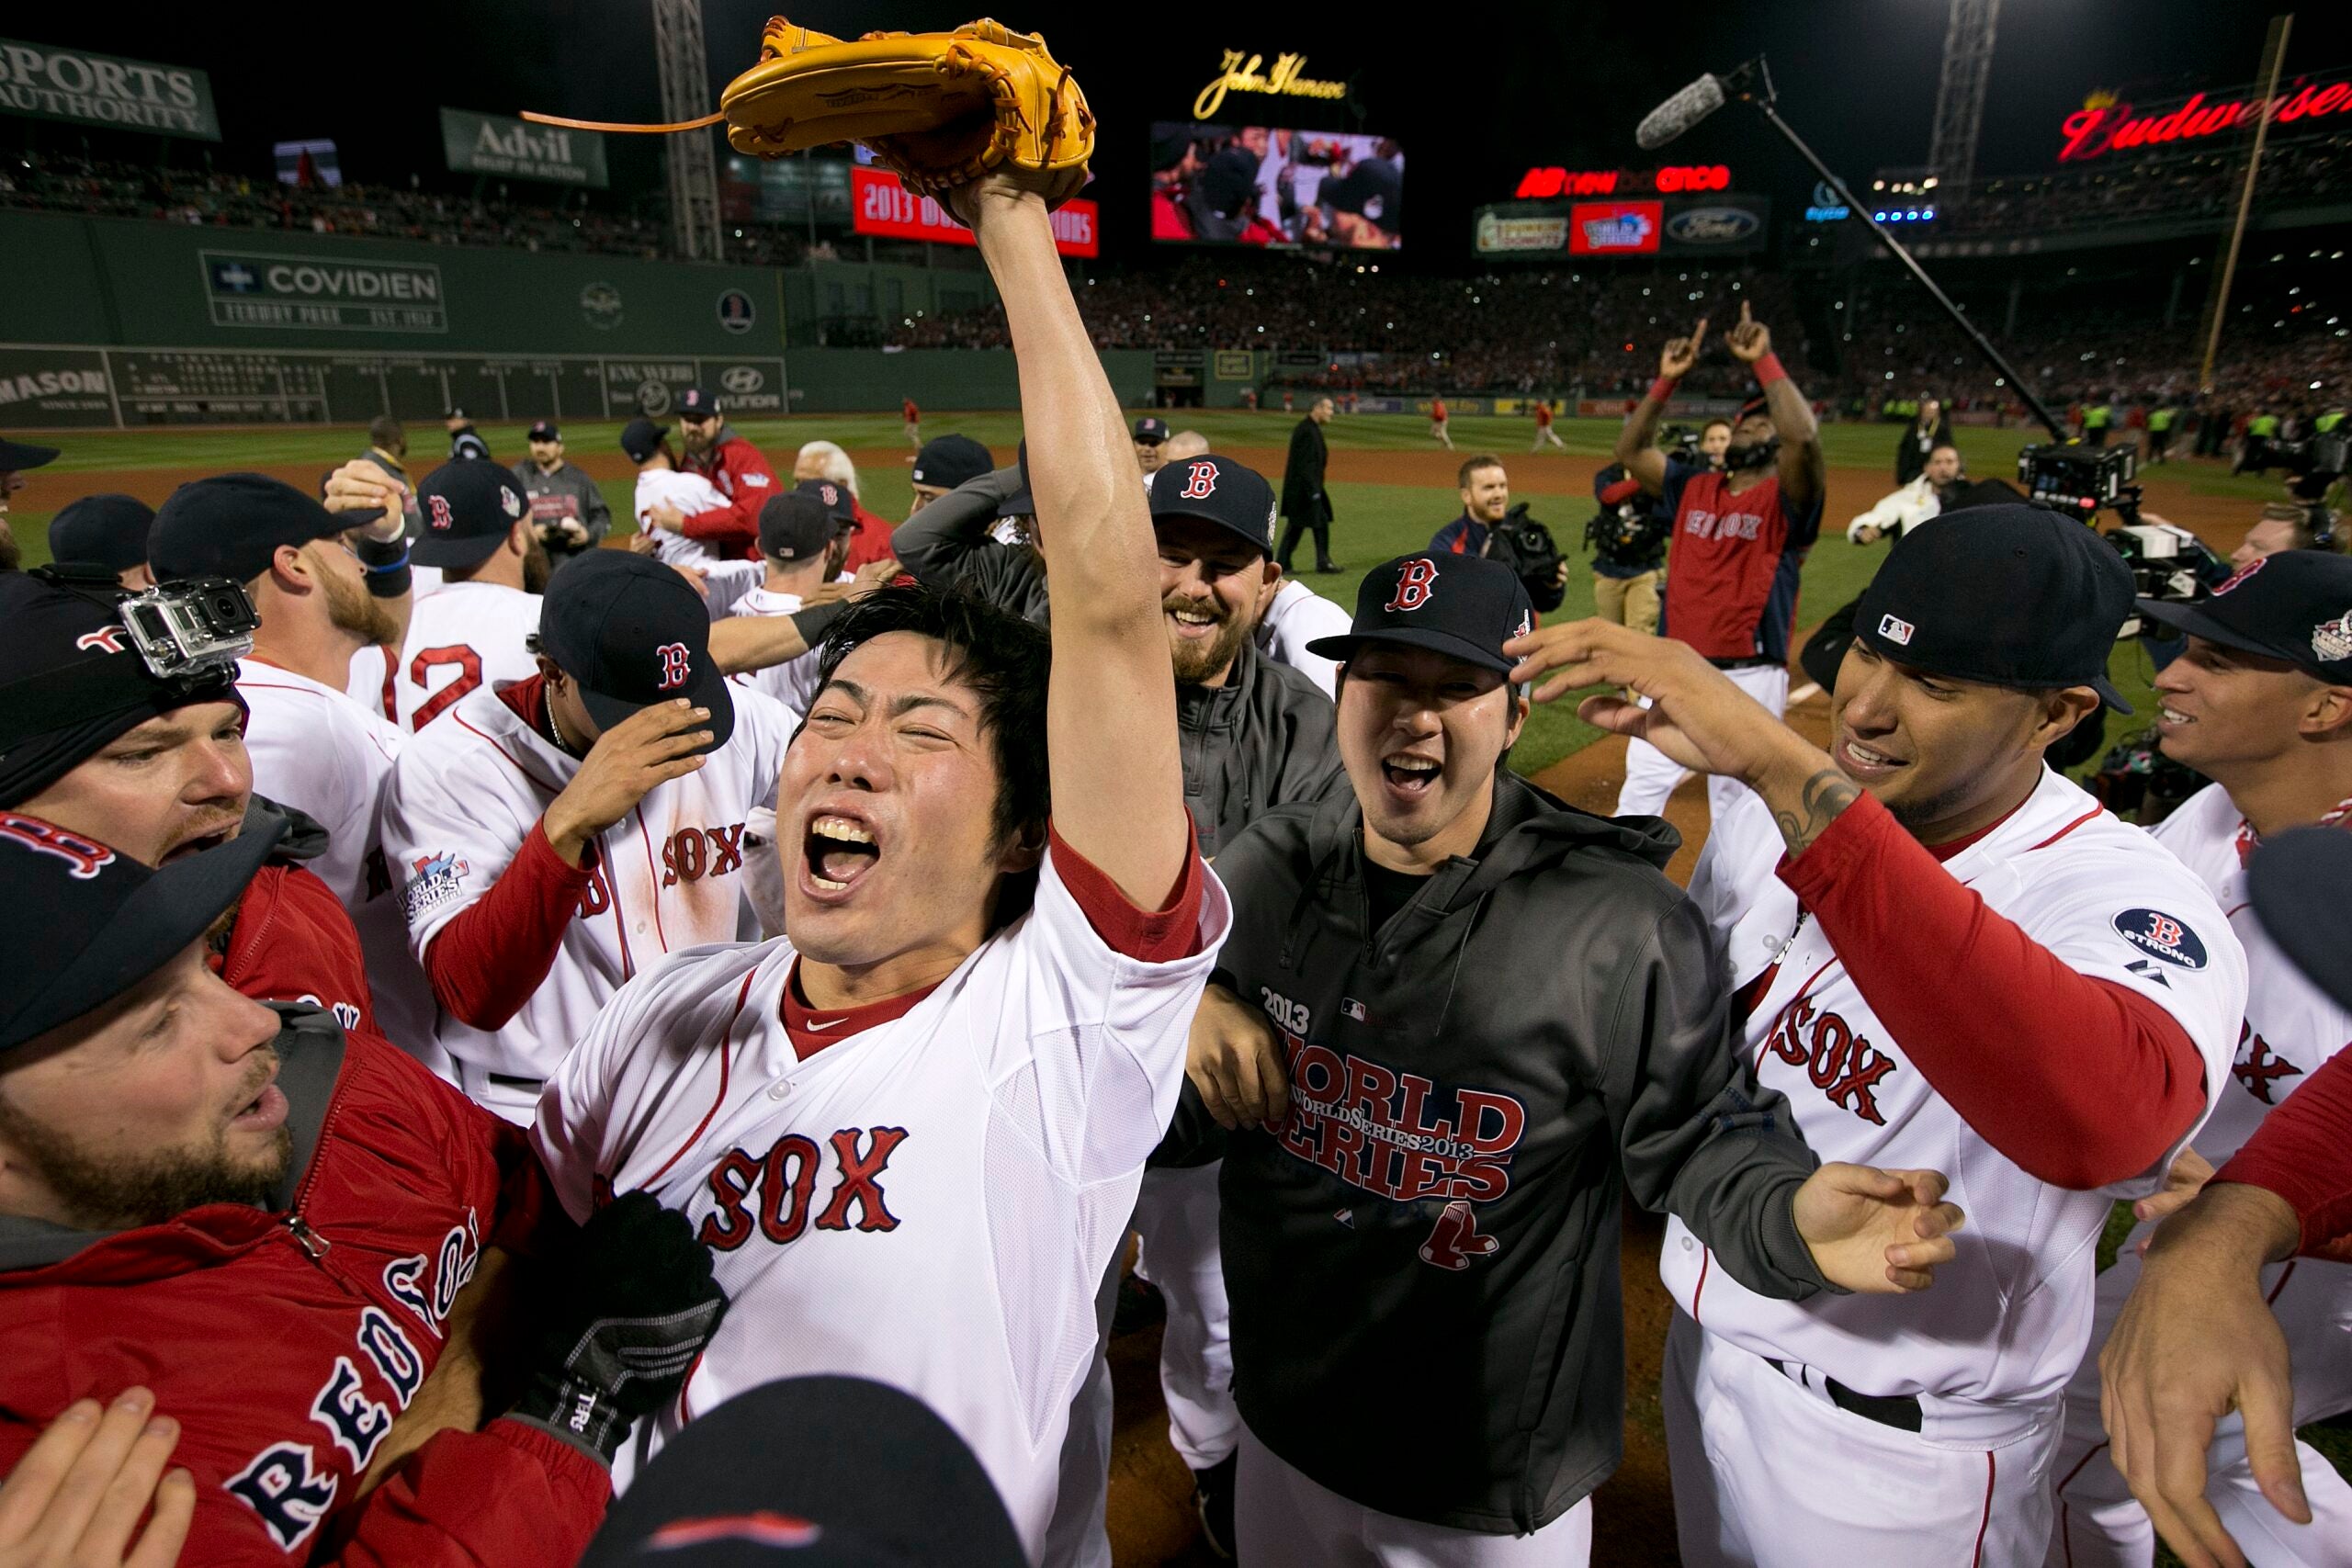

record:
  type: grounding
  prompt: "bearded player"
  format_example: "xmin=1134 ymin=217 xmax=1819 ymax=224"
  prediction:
xmin=531 ymin=164 xmax=1226 ymax=1562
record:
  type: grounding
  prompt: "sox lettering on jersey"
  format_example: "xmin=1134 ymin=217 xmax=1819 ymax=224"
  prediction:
xmin=661 ymin=823 xmax=747 ymax=887
xmin=1760 ymin=992 xmax=1898 ymax=1124
xmin=2233 ymin=1020 xmax=2307 ymax=1104
xmin=1385 ymin=558 xmax=1440 ymax=613
xmin=1682 ymin=506 xmax=1765 ymax=542
xmin=657 ymin=642 xmax=692 ymax=692
xmin=695 ymin=1127 xmax=910 ymax=1250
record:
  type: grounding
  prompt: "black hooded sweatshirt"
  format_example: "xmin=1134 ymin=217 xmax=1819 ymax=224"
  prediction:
xmin=1159 ymin=771 xmax=1835 ymax=1533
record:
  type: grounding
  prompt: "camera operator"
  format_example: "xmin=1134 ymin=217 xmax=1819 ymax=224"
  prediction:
xmin=1589 ymin=462 xmax=1670 ymax=635
xmin=1849 ymin=444 xmax=1963 ymax=546
xmin=1894 ymin=395 xmax=1954 ymax=486
xmin=2047 ymin=549 xmax=2352 ymax=1566
xmin=1611 ymin=304 xmax=1826 ymax=823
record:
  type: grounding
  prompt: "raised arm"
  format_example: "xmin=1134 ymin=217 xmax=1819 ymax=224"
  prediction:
xmin=1614 ymin=316 xmax=1704 ymax=494
xmin=957 ymin=175 xmax=1188 ymax=906
xmin=1724 ymin=302 xmax=1825 ymax=513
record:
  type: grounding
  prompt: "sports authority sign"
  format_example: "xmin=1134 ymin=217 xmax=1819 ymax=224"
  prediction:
xmin=1568 ymin=200 xmax=1661 ymax=256
xmin=2058 ymin=73 xmax=2352 ymax=163
xmin=440 ymin=108 xmax=609 ymax=188
xmin=200 ymin=251 xmax=448 ymax=333
xmin=0 ymin=39 xmax=218 ymax=140
xmin=850 ymin=167 xmax=1099 ymax=257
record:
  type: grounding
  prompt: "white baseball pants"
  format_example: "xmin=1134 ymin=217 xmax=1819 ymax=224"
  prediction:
xmin=1236 ymin=1425 xmax=1592 ymax=1566
xmin=1662 ymin=1312 xmax=2061 ymax=1567
xmin=1613 ymin=664 xmax=1789 ymax=821
xmin=2044 ymin=1239 xmax=2352 ymax=1567
xmin=1132 ymin=1161 xmax=1240 ymax=1472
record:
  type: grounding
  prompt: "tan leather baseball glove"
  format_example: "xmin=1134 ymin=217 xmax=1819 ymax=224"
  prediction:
xmin=718 ymin=17 xmax=1093 ymax=209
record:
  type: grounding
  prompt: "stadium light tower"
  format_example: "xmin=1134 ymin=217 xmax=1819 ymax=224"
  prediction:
xmin=653 ymin=0 xmax=724 ymax=261
xmin=1926 ymin=0 xmax=2001 ymax=203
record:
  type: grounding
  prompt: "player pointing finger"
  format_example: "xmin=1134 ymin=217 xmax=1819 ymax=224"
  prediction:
xmin=1659 ymin=315 xmax=1708 ymax=379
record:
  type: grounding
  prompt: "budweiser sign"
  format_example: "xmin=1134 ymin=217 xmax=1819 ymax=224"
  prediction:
xmin=2058 ymin=76 xmax=2352 ymax=162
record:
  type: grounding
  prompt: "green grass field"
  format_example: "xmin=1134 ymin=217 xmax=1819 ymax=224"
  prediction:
xmin=4 ymin=411 xmax=2290 ymax=779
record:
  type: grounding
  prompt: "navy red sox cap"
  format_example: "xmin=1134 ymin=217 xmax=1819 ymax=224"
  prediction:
xmin=676 ymin=387 xmax=722 ymax=419
xmin=538 ymin=550 xmax=734 ymax=754
xmin=2135 ymin=548 xmax=2352 ymax=684
xmin=413 ymin=460 xmax=530 ymax=570
xmin=1855 ymin=502 xmax=2137 ymax=711
xmin=48 ymin=493 xmax=156 ymax=574
xmin=793 ymin=478 xmax=856 ymax=528
xmin=149 ymin=474 xmax=346 ymax=584
xmin=1133 ymin=416 xmax=1170 ymax=446
xmin=1148 ymin=453 xmax=1276 ymax=556
xmin=0 ymin=433 xmax=60 ymax=472
xmin=619 ymin=418 xmax=669 ymax=463
xmin=528 ymin=420 xmax=560 ymax=442
xmin=577 ymin=1376 xmax=1024 ymax=1568
xmin=1308 ymin=553 xmax=1534 ymax=677
xmin=759 ymin=492 xmax=836 ymax=562
xmin=910 ymin=434 xmax=992 ymax=491
xmin=0 ymin=809 xmax=282 ymax=1054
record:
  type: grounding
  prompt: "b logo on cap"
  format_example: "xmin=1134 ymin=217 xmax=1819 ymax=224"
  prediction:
xmin=1386 ymin=558 xmax=1440 ymax=613
xmin=1180 ymin=461 xmax=1218 ymax=501
xmin=426 ymin=494 xmax=455 ymax=531
xmin=820 ymin=483 xmax=840 ymax=506
xmin=0 ymin=813 xmax=117 ymax=881
xmin=656 ymin=642 xmax=692 ymax=692
xmin=2215 ymin=556 xmax=2267 ymax=596
xmin=1877 ymin=614 xmax=1916 ymax=646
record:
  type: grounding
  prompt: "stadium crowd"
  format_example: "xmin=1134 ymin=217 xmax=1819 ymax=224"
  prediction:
xmin=1936 ymin=131 xmax=2352 ymax=239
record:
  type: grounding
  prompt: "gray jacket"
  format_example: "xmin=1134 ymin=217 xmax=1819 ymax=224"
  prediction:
xmin=893 ymin=465 xmax=1345 ymax=856
xmin=510 ymin=458 xmax=612 ymax=566
xmin=1159 ymin=772 xmax=1833 ymax=1533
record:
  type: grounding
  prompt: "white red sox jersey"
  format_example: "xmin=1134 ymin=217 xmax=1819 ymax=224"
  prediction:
xmin=1254 ymin=578 xmax=1350 ymax=698
xmin=351 ymin=581 xmax=546 ymax=732
xmin=531 ymin=844 xmax=1229 ymax=1561
xmin=722 ymin=581 xmax=831 ymax=720
xmin=378 ymin=680 xmax=798 ymax=1114
xmin=1665 ymin=766 xmax=2245 ymax=1445
xmin=234 ymin=659 xmax=440 ymax=1068
xmin=635 ymin=469 xmax=729 ymax=569
xmin=2151 ymin=782 xmax=2352 ymax=1166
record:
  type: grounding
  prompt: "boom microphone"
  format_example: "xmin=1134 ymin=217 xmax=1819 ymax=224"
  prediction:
xmin=1635 ymin=73 xmax=1727 ymax=151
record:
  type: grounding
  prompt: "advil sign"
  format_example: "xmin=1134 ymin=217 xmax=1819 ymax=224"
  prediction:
xmin=440 ymin=107 xmax=609 ymax=188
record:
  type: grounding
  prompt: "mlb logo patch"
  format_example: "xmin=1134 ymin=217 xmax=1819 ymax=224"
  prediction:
xmin=1877 ymin=613 xmax=1916 ymax=647
xmin=1341 ymin=998 xmax=1367 ymax=1022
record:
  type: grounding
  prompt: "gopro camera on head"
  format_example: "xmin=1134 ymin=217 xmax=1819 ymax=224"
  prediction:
xmin=118 ymin=579 xmax=259 ymax=681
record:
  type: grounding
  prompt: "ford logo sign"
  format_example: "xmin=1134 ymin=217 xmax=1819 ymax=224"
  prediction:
xmin=719 ymin=366 xmax=764 ymax=394
xmin=1665 ymin=207 xmax=1761 ymax=244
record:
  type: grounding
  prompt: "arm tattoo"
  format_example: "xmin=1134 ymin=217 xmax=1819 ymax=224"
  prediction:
xmin=1772 ymin=767 xmax=1861 ymax=856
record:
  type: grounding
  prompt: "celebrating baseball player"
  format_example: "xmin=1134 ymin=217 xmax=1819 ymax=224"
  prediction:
xmin=0 ymin=568 xmax=379 ymax=1038
xmin=379 ymin=550 xmax=797 ymax=1122
xmin=1507 ymin=505 xmax=2246 ymax=1565
xmin=145 ymin=474 xmax=439 ymax=1065
xmin=1612 ymin=304 xmax=1826 ymax=822
xmin=0 ymin=816 xmax=723 ymax=1565
xmin=347 ymin=461 xmax=549 ymax=731
xmin=639 ymin=388 xmax=779 ymax=560
xmin=2045 ymin=550 xmax=2352 ymax=1567
xmin=529 ymin=151 xmax=1228 ymax=1562
xmin=2099 ymin=823 xmax=2352 ymax=1568
xmin=1165 ymin=550 xmax=1965 ymax=1567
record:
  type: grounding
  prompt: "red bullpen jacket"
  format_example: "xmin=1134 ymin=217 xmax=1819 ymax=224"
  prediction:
xmin=0 ymin=1007 xmax=609 ymax=1564
xmin=680 ymin=429 xmax=780 ymax=559
xmin=844 ymin=500 xmax=896 ymax=571
xmin=221 ymin=862 xmax=380 ymax=1041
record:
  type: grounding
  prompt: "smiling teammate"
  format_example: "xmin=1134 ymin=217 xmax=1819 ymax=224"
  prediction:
xmin=528 ymin=166 xmax=1228 ymax=1562
xmin=1507 ymin=506 xmax=2246 ymax=1564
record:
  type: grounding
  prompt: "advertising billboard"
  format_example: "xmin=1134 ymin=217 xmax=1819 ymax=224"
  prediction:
xmin=1568 ymin=201 xmax=1661 ymax=256
xmin=441 ymin=108 xmax=610 ymax=188
xmin=0 ymin=39 xmax=218 ymax=140
xmin=1150 ymin=122 xmax=1402 ymax=249
xmin=850 ymin=167 xmax=1098 ymax=257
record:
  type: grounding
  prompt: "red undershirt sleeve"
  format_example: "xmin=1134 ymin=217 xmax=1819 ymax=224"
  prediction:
xmin=1047 ymin=824 xmax=1205 ymax=964
xmin=1599 ymin=477 xmax=1645 ymax=506
xmin=1777 ymin=793 xmax=2208 ymax=1190
xmin=421 ymin=821 xmax=595 ymax=1032
xmin=2214 ymin=1048 xmax=2352 ymax=1260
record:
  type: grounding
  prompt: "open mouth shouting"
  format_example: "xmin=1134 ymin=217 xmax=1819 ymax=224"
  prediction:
xmin=1832 ymin=730 xmax=1910 ymax=784
xmin=802 ymin=811 xmax=882 ymax=898
xmin=1380 ymin=750 xmax=1442 ymax=801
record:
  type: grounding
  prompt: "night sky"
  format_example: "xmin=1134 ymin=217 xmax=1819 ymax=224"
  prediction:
xmin=19 ymin=0 xmax=2352 ymax=268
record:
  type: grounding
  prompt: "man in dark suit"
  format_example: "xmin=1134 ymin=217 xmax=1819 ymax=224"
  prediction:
xmin=1894 ymin=394 xmax=1955 ymax=485
xmin=1277 ymin=396 xmax=1338 ymax=574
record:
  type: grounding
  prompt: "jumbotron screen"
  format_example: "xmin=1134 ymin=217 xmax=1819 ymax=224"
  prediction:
xmin=1149 ymin=123 xmax=1403 ymax=249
